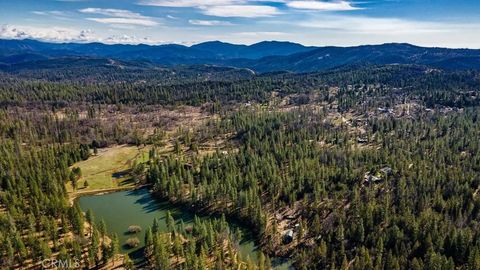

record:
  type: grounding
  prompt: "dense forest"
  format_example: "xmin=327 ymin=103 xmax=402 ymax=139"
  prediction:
xmin=143 ymin=213 xmax=271 ymax=269
xmin=0 ymin=65 xmax=478 ymax=107
xmin=0 ymin=138 xmax=123 ymax=268
xmin=147 ymin=108 xmax=480 ymax=269
xmin=1 ymin=62 xmax=480 ymax=269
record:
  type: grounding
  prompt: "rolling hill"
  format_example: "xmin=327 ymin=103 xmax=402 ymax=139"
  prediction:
xmin=0 ymin=39 xmax=479 ymax=73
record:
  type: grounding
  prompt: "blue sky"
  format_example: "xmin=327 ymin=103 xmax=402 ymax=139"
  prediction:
xmin=0 ymin=0 xmax=479 ymax=48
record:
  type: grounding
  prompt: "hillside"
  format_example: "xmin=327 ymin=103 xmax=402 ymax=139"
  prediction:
xmin=1 ymin=39 xmax=480 ymax=73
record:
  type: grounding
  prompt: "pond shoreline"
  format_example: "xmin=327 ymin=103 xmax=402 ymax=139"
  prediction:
xmin=77 ymin=187 xmax=294 ymax=269
xmin=68 ymin=183 xmax=153 ymax=205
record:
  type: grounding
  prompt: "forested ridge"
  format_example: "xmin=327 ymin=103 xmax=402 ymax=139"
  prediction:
xmin=147 ymin=108 xmax=480 ymax=269
xmin=144 ymin=213 xmax=272 ymax=269
xmin=0 ymin=139 xmax=123 ymax=268
xmin=0 ymin=62 xmax=479 ymax=269
xmin=2 ymin=39 xmax=480 ymax=72
xmin=0 ymin=65 xmax=478 ymax=108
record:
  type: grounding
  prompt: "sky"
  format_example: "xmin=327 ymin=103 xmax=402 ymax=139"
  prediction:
xmin=0 ymin=0 xmax=479 ymax=48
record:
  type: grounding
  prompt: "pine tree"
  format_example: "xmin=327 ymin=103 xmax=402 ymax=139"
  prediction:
xmin=39 ymin=239 xmax=52 ymax=260
xmin=110 ymin=234 xmax=120 ymax=266
xmin=166 ymin=210 xmax=175 ymax=232
xmin=341 ymin=255 xmax=349 ymax=270
xmin=98 ymin=219 xmax=107 ymax=239
xmin=124 ymin=254 xmax=135 ymax=270
xmin=259 ymin=252 xmax=266 ymax=270
xmin=145 ymin=227 xmax=153 ymax=258
xmin=152 ymin=217 xmax=160 ymax=234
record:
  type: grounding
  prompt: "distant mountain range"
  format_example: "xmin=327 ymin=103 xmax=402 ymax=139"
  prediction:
xmin=1 ymin=39 xmax=479 ymax=73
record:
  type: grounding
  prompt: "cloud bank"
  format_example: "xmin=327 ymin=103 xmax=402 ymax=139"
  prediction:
xmin=188 ymin=19 xmax=233 ymax=26
xmin=0 ymin=24 xmax=156 ymax=44
xmin=287 ymin=1 xmax=361 ymax=11
xmin=79 ymin=8 xmax=159 ymax=26
xmin=140 ymin=0 xmax=363 ymax=18
xmin=200 ymin=5 xmax=281 ymax=17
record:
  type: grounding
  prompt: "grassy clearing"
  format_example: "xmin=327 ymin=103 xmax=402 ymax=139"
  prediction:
xmin=67 ymin=145 xmax=150 ymax=193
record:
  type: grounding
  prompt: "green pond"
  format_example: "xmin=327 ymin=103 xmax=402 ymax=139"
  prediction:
xmin=78 ymin=188 xmax=292 ymax=269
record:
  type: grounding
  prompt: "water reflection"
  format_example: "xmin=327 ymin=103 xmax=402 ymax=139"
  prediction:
xmin=78 ymin=188 xmax=293 ymax=269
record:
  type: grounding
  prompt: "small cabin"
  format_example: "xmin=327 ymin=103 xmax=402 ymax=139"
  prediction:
xmin=378 ymin=107 xmax=394 ymax=114
xmin=357 ymin=137 xmax=368 ymax=144
xmin=380 ymin=167 xmax=393 ymax=175
xmin=364 ymin=173 xmax=383 ymax=184
xmin=283 ymin=230 xmax=294 ymax=244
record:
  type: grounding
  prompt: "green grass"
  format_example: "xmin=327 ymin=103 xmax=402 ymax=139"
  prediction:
xmin=67 ymin=145 xmax=150 ymax=193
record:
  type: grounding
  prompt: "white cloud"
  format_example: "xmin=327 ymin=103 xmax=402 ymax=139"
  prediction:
xmin=297 ymin=15 xmax=456 ymax=34
xmin=139 ymin=0 xmax=242 ymax=7
xmin=0 ymin=24 xmax=158 ymax=44
xmin=236 ymin=31 xmax=289 ymax=37
xmin=0 ymin=24 xmax=96 ymax=42
xmin=80 ymin=8 xmax=145 ymax=18
xmin=104 ymin=34 xmax=153 ymax=44
xmin=188 ymin=19 xmax=233 ymax=26
xmin=79 ymin=8 xmax=159 ymax=26
xmin=32 ymin=10 xmax=67 ymax=16
xmin=287 ymin=1 xmax=361 ymax=11
xmin=200 ymin=5 xmax=281 ymax=17
xmin=139 ymin=0 xmax=283 ymax=18
xmin=86 ymin=17 xmax=158 ymax=26
xmin=283 ymin=15 xmax=480 ymax=48
xmin=31 ymin=10 xmax=73 ymax=21
xmin=138 ymin=0 xmax=359 ymax=15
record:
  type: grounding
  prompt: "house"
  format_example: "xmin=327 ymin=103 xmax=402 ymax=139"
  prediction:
xmin=285 ymin=215 xmax=296 ymax=220
xmin=378 ymin=107 xmax=388 ymax=113
xmin=380 ymin=167 xmax=393 ymax=175
xmin=283 ymin=230 xmax=294 ymax=244
xmin=364 ymin=173 xmax=383 ymax=184
xmin=357 ymin=137 xmax=368 ymax=144
xmin=378 ymin=107 xmax=394 ymax=114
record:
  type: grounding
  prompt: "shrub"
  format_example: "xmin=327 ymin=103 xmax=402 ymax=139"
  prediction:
xmin=127 ymin=225 xmax=142 ymax=234
xmin=125 ymin=237 xmax=140 ymax=248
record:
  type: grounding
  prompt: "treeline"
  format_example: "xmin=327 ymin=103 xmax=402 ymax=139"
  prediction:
xmin=144 ymin=212 xmax=269 ymax=269
xmin=1 ymin=59 xmax=255 ymax=83
xmin=0 ymin=65 xmax=478 ymax=108
xmin=1 ymin=61 xmax=480 ymax=270
xmin=0 ymin=104 xmax=131 ymax=268
xmin=0 ymin=105 xmax=158 ymax=147
xmin=146 ymin=107 xmax=480 ymax=269
xmin=267 ymin=65 xmax=480 ymax=109
xmin=0 ymin=79 xmax=270 ymax=106
xmin=0 ymin=138 xmax=120 ymax=268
